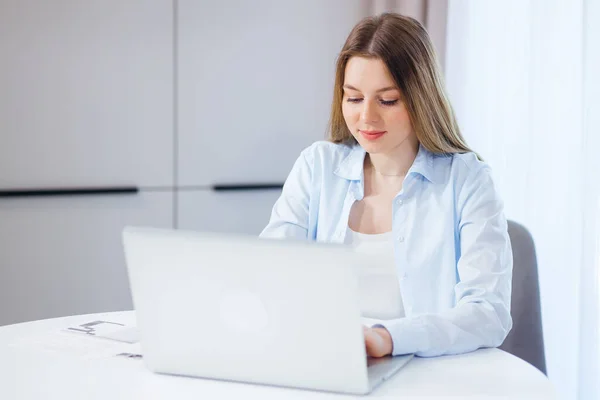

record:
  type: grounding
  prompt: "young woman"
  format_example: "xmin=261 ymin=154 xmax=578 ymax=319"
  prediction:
xmin=260 ymin=13 xmax=512 ymax=358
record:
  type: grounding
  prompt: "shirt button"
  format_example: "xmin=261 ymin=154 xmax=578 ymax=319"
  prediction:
xmin=396 ymin=199 xmax=403 ymax=206
xmin=398 ymin=236 xmax=405 ymax=242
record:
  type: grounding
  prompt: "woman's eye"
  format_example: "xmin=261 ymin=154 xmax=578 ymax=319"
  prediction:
xmin=345 ymin=98 xmax=398 ymax=106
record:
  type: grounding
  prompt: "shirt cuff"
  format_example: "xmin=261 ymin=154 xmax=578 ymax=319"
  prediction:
xmin=373 ymin=317 xmax=428 ymax=356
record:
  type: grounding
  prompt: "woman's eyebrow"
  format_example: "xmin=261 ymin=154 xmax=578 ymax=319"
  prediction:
xmin=342 ymin=84 xmax=398 ymax=93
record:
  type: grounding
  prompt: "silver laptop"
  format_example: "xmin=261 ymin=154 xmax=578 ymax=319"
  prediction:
xmin=122 ymin=226 xmax=413 ymax=395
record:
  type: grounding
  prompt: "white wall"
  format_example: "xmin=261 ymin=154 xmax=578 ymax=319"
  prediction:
xmin=175 ymin=0 xmax=366 ymax=234
xmin=0 ymin=0 xmax=174 ymax=188
xmin=0 ymin=0 xmax=175 ymax=326
xmin=0 ymin=0 xmax=368 ymax=325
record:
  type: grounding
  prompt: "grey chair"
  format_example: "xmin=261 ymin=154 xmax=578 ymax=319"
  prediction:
xmin=499 ymin=220 xmax=547 ymax=375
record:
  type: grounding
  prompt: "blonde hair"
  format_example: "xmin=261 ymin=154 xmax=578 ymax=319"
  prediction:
xmin=328 ymin=13 xmax=473 ymax=155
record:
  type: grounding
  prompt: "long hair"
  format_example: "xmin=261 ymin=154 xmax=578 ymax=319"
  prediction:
xmin=328 ymin=13 xmax=473 ymax=155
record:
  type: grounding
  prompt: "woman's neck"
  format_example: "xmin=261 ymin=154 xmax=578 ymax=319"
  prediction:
xmin=366 ymin=136 xmax=419 ymax=178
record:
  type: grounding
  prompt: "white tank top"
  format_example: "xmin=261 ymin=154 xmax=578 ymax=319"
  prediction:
xmin=345 ymin=227 xmax=405 ymax=320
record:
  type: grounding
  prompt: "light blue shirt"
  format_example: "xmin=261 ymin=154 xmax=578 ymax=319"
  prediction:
xmin=260 ymin=141 xmax=513 ymax=357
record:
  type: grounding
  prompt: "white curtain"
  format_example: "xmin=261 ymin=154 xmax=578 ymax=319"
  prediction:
xmin=445 ymin=1 xmax=600 ymax=399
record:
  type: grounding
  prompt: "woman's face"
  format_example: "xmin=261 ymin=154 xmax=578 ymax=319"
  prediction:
xmin=342 ymin=57 xmax=415 ymax=155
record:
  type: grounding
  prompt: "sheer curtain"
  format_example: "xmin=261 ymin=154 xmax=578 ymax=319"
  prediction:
xmin=445 ymin=1 xmax=600 ymax=399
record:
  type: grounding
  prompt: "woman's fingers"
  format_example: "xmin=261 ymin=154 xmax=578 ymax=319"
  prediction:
xmin=364 ymin=326 xmax=393 ymax=358
xmin=364 ymin=327 xmax=387 ymax=358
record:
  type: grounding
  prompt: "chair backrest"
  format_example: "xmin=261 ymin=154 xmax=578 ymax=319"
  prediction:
xmin=499 ymin=220 xmax=547 ymax=374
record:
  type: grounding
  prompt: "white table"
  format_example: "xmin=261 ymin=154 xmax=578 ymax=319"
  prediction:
xmin=0 ymin=311 xmax=556 ymax=399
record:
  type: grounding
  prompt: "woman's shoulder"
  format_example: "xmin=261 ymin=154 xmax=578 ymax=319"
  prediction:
xmin=433 ymin=150 xmax=502 ymax=208
xmin=415 ymin=149 xmax=496 ymax=199
xmin=298 ymin=140 xmax=357 ymax=170
xmin=301 ymin=140 xmax=354 ymax=158
xmin=451 ymin=151 xmax=489 ymax=172
xmin=430 ymin=149 xmax=491 ymax=183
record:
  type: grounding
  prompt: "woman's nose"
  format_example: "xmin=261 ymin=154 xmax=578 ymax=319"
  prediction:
xmin=360 ymin=101 xmax=380 ymax=123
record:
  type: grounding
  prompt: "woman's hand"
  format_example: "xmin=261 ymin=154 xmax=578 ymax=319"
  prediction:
xmin=363 ymin=325 xmax=393 ymax=357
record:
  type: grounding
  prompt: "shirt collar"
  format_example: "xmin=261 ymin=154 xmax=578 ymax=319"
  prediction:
xmin=334 ymin=143 xmax=442 ymax=184
xmin=334 ymin=144 xmax=366 ymax=181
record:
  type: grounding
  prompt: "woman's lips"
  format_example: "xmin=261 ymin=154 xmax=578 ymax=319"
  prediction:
xmin=359 ymin=130 xmax=386 ymax=140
